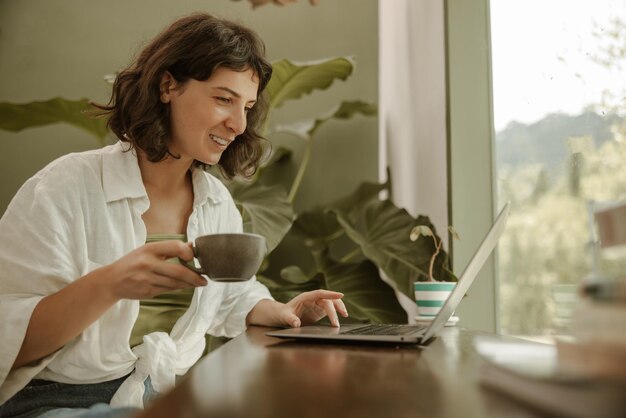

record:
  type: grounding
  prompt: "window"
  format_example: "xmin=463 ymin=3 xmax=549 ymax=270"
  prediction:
xmin=490 ymin=0 xmax=626 ymax=337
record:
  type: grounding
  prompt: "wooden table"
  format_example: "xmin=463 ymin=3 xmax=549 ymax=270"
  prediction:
xmin=135 ymin=326 xmax=552 ymax=418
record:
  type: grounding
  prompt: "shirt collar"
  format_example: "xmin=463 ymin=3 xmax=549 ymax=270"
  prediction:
xmin=190 ymin=165 xmax=232 ymax=207
xmin=103 ymin=141 xmax=231 ymax=208
xmin=102 ymin=142 xmax=147 ymax=204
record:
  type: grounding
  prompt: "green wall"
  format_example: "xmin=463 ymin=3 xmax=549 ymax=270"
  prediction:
xmin=0 ymin=0 xmax=378 ymax=215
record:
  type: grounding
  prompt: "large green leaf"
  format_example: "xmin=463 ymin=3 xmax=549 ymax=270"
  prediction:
xmin=229 ymin=181 xmax=295 ymax=253
xmin=261 ymin=258 xmax=406 ymax=324
xmin=329 ymin=180 xmax=388 ymax=224
xmin=266 ymin=58 xmax=354 ymax=109
xmin=275 ymin=100 xmax=377 ymax=138
xmin=333 ymin=199 xmax=456 ymax=298
xmin=291 ymin=210 xmax=343 ymax=247
xmin=256 ymin=270 xmax=320 ymax=304
xmin=280 ymin=265 xmax=313 ymax=284
xmin=0 ymin=98 xmax=108 ymax=142
xmin=316 ymin=255 xmax=407 ymax=324
xmin=291 ymin=181 xmax=388 ymax=247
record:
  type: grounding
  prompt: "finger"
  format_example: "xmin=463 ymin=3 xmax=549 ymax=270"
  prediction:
xmin=145 ymin=271 xmax=197 ymax=291
xmin=152 ymin=262 xmax=207 ymax=287
xmin=294 ymin=289 xmax=344 ymax=304
xmin=286 ymin=313 xmax=301 ymax=328
xmin=333 ymin=299 xmax=349 ymax=317
xmin=144 ymin=240 xmax=195 ymax=260
xmin=317 ymin=299 xmax=340 ymax=327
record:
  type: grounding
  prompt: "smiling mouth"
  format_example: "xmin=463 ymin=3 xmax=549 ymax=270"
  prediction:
xmin=209 ymin=134 xmax=230 ymax=147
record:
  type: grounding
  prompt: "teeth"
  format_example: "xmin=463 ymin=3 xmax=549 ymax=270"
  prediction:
xmin=210 ymin=134 xmax=228 ymax=146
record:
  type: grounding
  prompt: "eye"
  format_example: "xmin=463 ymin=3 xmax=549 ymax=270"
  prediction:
xmin=216 ymin=96 xmax=231 ymax=104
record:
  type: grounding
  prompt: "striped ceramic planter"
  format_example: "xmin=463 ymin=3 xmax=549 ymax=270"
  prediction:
xmin=414 ymin=281 xmax=456 ymax=317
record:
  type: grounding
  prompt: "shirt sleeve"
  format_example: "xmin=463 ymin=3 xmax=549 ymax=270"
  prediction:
xmin=205 ymin=191 xmax=274 ymax=338
xmin=207 ymin=278 xmax=274 ymax=338
xmin=0 ymin=165 xmax=82 ymax=402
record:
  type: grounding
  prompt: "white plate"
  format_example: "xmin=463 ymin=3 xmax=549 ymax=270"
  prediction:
xmin=414 ymin=315 xmax=459 ymax=327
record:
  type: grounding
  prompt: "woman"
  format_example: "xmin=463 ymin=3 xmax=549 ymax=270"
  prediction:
xmin=0 ymin=12 xmax=348 ymax=418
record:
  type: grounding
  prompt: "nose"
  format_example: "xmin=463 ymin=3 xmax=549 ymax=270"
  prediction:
xmin=225 ymin=107 xmax=247 ymax=136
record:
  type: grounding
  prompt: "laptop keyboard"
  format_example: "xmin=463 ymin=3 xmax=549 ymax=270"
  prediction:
xmin=340 ymin=324 xmax=427 ymax=336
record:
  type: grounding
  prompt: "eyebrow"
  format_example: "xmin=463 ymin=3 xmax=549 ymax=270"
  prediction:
xmin=215 ymin=86 xmax=257 ymax=104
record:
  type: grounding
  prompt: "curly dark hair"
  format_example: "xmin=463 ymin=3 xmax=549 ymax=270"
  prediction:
xmin=93 ymin=13 xmax=273 ymax=179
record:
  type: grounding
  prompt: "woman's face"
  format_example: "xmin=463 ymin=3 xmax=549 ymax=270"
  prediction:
xmin=162 ymin=67 xmax=259 ymax=166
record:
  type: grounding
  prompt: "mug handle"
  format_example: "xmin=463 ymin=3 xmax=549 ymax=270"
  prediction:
xmin=178 ymin=245 xmax=206 ymax=275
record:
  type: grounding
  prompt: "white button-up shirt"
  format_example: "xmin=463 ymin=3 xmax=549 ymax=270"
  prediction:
xmin=0 ymin=142 xmax=273 ymax=407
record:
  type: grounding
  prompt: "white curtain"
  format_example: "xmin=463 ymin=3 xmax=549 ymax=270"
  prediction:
xmin=379 ymin=0 xmax=448 ymax=321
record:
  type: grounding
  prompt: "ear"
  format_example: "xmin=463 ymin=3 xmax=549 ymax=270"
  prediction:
xmin=160 ymin=71 xmax=177 ymax=103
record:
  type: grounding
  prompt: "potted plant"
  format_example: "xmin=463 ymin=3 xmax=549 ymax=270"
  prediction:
xmin=410 ymin=225 xmax=459 ymax=319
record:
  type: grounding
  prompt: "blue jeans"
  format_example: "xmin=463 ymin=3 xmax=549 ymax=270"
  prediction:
xmin=0 ymin=376 xmax=156 ymax=418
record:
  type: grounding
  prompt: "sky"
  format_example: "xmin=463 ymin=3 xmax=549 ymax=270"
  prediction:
xmin=490 ymin=0 xmax=626 ymax=132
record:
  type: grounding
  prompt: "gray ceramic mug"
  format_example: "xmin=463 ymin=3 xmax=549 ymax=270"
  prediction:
xmin=179 ymin=233 xmax=267 ymax=282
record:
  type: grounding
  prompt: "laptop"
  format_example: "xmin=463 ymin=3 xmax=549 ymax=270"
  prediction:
xmin=266 ymin=202 xmax=510 ymax=345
